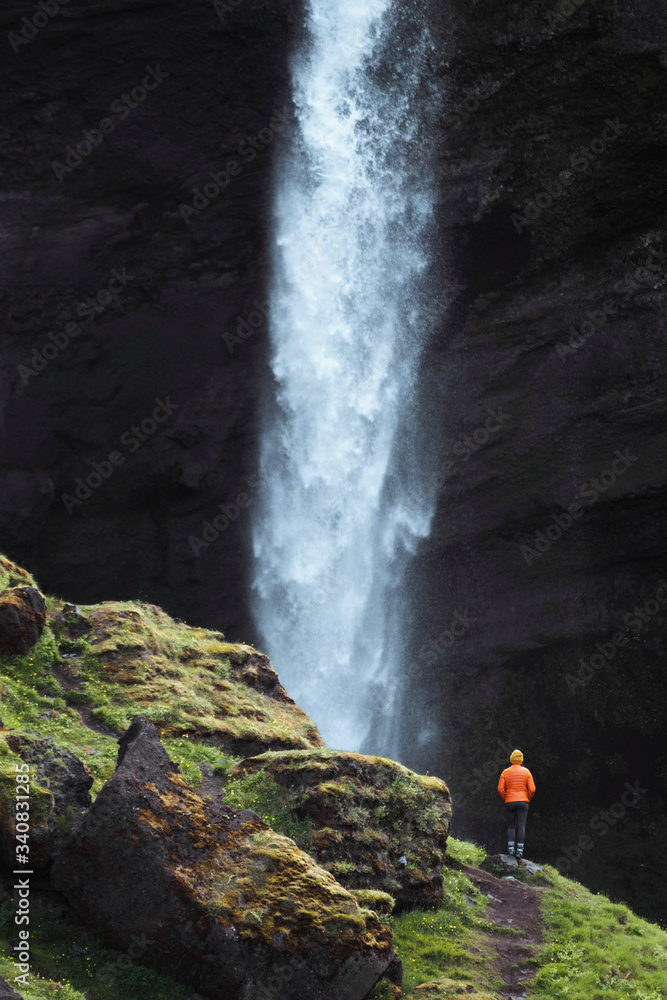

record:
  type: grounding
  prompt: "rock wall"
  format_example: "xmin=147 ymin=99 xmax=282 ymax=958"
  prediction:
xmin=398 ymin=0 xmax=667 ymax=921
xmin=0 ymin=0 xmax=294 ymax=636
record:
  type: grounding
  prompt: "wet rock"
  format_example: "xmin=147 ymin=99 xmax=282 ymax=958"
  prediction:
xmin=228 ymin=749 xmax=451 ymax=909
xmin=0 ymin=587 xmax=47 ymax=655
xmin=481 ymin=853 xmax=546 ymax=876
xmin=51 ymin=717 xmax=396 ymax=1000
xmin=0 ymin=976 xmax=24 ymax=1000
xmin=481 ymin=854 xmax=552 ymax=887
xmin=0 ymin=733 xmax=94 ymax=869
xmin=54 ymin=604 xmax=93 ymax=638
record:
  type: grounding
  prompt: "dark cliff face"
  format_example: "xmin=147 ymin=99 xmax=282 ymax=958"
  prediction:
xmin=2 ymin=0 xmax=667 ymax=918
xmin=0 ymin=0 xmax=296 ymax=636
xmin=398 ymin=0 xmax=667 ymax=921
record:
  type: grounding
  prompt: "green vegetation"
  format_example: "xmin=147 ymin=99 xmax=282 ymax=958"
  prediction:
xmin=0 ymin=906 xmax=197 ymax=1000
xmin=530 ymin=869 xmax=667 ymax=999
xmin=367 ymin=837 xmax=667 ymax=1000
xmin=224 ymin=768 xmax=314 ymax=849
xmin=445 ymin=836 xmax=487 ymax=869
xmin=2 ymin=555 xmax=667 ymax=1000
xmin=159 ymin=735 xmax=237 ymax=787
xmin=384 ymin=844 xmax=505 ymax=996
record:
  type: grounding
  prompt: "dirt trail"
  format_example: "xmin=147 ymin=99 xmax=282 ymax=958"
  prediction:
xmin=464 ymin=863 xmax=546 ymax=999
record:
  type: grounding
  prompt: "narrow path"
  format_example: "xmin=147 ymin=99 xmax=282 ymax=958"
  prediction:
xmin=75 ymin=705 xmax=119 ymax=737
xmin=464 ymin=863 xmax=545 ymax=998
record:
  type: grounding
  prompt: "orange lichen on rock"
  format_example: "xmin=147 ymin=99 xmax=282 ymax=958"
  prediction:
xmin=51 ymin=717 xmax=396 ymax=1000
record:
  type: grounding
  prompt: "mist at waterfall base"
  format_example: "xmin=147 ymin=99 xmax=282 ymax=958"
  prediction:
xmin=251 ymin=0 xmax=444 ymax=756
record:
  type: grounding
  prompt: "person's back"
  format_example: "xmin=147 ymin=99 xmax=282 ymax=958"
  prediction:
xmin=498 ymin=763 xmax=536 ymax=803
xmin=497 ymin=750 xmax=536 ymax=858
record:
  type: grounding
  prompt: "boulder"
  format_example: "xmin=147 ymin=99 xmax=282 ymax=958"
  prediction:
xmin=0 ymin=587 xmax=47 ymax=655
xmin=227 ymin=750 xmax=452 ymax=909
xmin=0 ymin=556 xmax=37 ymax=593
xmin=53 ymin=603 xmax=93 ymax=638
xmin=0 ymin=977 xmax=23 ymax=1000
xmin=45 ymin=595 xmax=323 ymax=753
xmin=0 ymin=734 xmax=94 ymax=869
xmin=480 ymin=854 xmax=552 ymax=887
xmin=51 ymin=717 xmax=396 ymax=1000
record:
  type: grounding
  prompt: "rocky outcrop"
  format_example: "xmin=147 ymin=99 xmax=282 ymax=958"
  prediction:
xmin=0 ymin=587 xmax=47 ymax=655
xmin=47 ymin=592 xmax=323 ymax=750
xmin=0 ymin=556 xmax=36 ymax=593
xmin=228 ymin=750 xmax=452 ymax=910
xmin=51 ymin=717 xmax=396 ymax=1000
xmin=0 ymin=733 xmax=93 ymax=869
xmin=0 ymin=977 xmax=23 ymax=1000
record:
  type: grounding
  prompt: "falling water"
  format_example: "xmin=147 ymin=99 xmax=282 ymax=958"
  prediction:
xmin=252 ymin=0 xmax=441 ymax=753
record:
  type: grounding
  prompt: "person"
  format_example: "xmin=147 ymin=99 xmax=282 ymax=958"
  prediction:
xmin=497 ymin=749 xmax=536 ymax=858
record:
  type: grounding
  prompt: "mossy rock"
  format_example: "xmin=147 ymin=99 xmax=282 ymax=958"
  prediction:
xmin=0 ymin=731 xmax=93 ymax=868
xmin=0 ymin=556 xmax=37 ymax=593
xmin=227 ymin=749 xmax=451 ymax=909
xmin=0 ymin=553 xmax=322 ymax=785
xmin=349 ymin=888 xmax=396 ymax=915
xmin=0 ymin=587 xmax=47 ymax=656
xmin=46 ymin=597 xmax=322 ymax=753
xmin=52 ymin=718 xmax=396 ymax=1000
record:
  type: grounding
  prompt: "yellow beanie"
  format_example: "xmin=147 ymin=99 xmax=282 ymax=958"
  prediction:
xmin=510 ymin=749 xmax=524 ymax=764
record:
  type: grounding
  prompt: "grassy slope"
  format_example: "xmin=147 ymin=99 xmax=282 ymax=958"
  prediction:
xmin=369 ymin=838 xmax=667 ymax=1000
xmin=4 ymin=838 xmax=664 ymax=1000
xmin=1 ymin=555 xmax=666 ymax=999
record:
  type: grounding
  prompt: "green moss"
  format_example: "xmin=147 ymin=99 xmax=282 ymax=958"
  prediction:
xmin=0 ymin=626 xmax=59 ymax=686
xmin=445 ymin=837 xmax=487 ymax=868
xmin=225 ymin=769 xmax=313 ymax=849
xmin=0 ymin=741 xmax=55 ymax=832
xmin=331 ymin=860 xmax=357 ymax=875
xmin=349 ymin=889 xmax=396 ymax=915
xmin=0 ymin=555 xmax=38 ymax=592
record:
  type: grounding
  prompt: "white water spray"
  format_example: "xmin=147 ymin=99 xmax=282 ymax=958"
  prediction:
xmin=252 ymin=0 xmax=441 ymax=752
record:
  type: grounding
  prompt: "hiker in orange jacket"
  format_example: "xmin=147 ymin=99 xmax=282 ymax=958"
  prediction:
xmin=498 ymin=749 xmax=536 ymax=859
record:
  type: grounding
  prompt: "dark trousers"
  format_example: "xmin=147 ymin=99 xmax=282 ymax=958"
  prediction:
xmin=506 ymin=801 xmax=529 ymax=843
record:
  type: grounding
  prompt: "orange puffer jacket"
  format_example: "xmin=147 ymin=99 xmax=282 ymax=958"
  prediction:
xmin=498 ymin=764 xmax=536 ymax=803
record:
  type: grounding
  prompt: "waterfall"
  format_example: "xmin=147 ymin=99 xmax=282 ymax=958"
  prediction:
xmin=251 ymin=0 xmax=441 ymax=753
